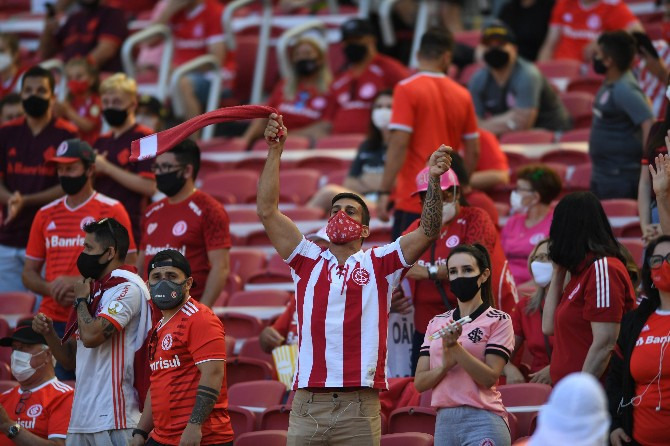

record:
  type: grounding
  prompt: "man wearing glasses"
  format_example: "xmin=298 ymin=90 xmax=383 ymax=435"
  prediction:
xmin=0 ymin=318 xmax=74 ymax=445
xmin=136 ymin=139 xmax=231 ymax=307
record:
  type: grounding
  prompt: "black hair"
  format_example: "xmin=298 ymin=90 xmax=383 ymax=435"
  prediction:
xmin=598 ymin=31 xmax=636 ymax=72
xmin=517 ymin=164 xmax=563 ymax=204
xmin=641 ymin=235 xmax=670 ymax=309
xmin=447 ymin=243 xmax=494 ymax=308
xmin=418 ymin=27 xmax=454 ymax=60
xmin=170 ymin=139 xmax=201 ymax=180
xmin=549 ymin=192 xmax=624 ymax=271
xmin=83 ymin=218 xmax=130 ymax=261
xmin=331 ymin=192 xmax=370 ymax=226
xmin=22 ymin=65 xmax=56 ymax=94
xmin=0 ymin=92 xmax=21 ymax=111
xmin=366 ymin=89 xmax=393 ymax=149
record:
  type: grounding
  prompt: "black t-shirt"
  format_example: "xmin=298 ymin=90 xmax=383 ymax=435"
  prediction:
xmin=348 ymin=140 xmax=387 ymax=178
xmin=498 ymin=0 xmax=554 ymax=61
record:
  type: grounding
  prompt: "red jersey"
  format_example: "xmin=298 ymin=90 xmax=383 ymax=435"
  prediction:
xmin=549 ymin=0 xmax=638 ymax=62
xmin=0 ymin=378 xmax=73 ymax=446
xmin=25 ymin=193 xmax=136 ymax=322
xmin=550 ymin=255 xmax=636 ymax=384
xmin=0 ymin=117 xmax=78 ymax=248
xmin=140 ymin=190 xmax=231 ymax=301
xmin=326 ymin=53 xmax=409 ymax=134
xmin=267 ymin=80 xmax=331 ymax=131
xmin=511 ymin=296 xmax=553 ymax=373
xmin=465 ymin=190 xmax=499 ymax=229
xmin=148 ymin=298 xmax=233 ymax=445
xmin=170 ymin=0 xmax=226 ymax=67
xmin=403 ymin=206 xmax=518 ymax=333
xmin=68 ymin=94 xmax=102 ymax=145
xmin=631 ymin=310 xmax=670 ymax=446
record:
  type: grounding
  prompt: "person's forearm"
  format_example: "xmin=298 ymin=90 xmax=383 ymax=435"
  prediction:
xmin=479 ymin=110 xmax=517 ymax=135
xmin=0 ymin=426 xmax=64 ymax=446
xmin=44 ymin=332 xmax=76 ymax=371
xmin=101 ymin=164 xmax=156 ymax=196
xmin=23 ymin=185 xmax=64 ymax=207
xmin=419 ymin=175 xmax=443 ymax=240
xmin=414 ymin=361 xmax=450 ymax=392
xmin=542 ymin=267 xmax=565 ymax=335
xmin=659 ymin=190 xmax=670 ymax=234
xmin=135 ymin=391 xmax=154 ymax=433
xmin=88 ymin=42 xmax=117 ymax=68
xmin=39 ymin=29 xmax=58 ymax=60
xmin=22 ymin=269 xmax=51 ymax=297
xmin=537 ymin=40 xmax=554 ymax=62
xmin=76 ymin=303 xmax=116 ymax=347
xmin=257 ymin=149 xmax=282 ymax=218
xmin=0 ymin=184 xmax=12 ymax=205
xmin=582 ymin=340 xmax=615 ymax=379
xmin=189 ymin=371 xmax=224 ymax=426
xmin=65 ymin=108 xmax=96 ymax=132
xmin=199 ymin=267 xmax=228 ymax=308
xmin=379 ymin=133 xmax=409 ymax=192
xmin=450 ymin=343 xmax=501 ymax=388
xmin=638 ymin=171 xmax=652 ymax=228
xmin=470 ymin=170 xmax=509 ymax=190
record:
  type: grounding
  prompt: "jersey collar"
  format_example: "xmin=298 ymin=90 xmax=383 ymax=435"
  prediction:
xmin=18 ymin=377 xmax=58 ymax=394
xmin=320 ymin=247 xmax=366 ymax=265
xmin=453 ymin=301 xmax=490 ymax=322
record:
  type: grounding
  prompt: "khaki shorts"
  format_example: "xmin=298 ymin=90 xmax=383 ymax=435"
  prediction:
xmin=66 ymin=429 xmax=133 ymax=446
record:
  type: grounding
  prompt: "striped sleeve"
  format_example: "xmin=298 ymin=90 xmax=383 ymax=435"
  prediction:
xmin=583 ymin=257 xmax=631 ymax=323
xmin=484 ymin=316 xmax=514 ymax=363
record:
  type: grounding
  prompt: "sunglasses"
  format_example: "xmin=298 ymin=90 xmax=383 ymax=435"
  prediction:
xmin=15 ymin=390 xmax=32 ymax=415
xmin=648 ymin=253 xmax=670 ymax=269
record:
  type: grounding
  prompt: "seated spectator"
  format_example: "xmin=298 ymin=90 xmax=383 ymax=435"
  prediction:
xmin=55 ymin=57 xmax=102 ymax=145
xmin=307 ymin=89 xmax=391 ymax=212
xmin=136 ymin=94 xmax=167 ymax=132
xmin=325 ymin=18 xmax=409 ymax=134
xmin=504 ymin=239 xmax=553 ymax=385
xmin=497 ymin=0 xmax=555 ymax=61
xmin=590 ymin=31 xmax=654 ymax=200
xmin=0 ymin=93 xmax=23 ymax=124
xmin=469 ymin=22 xmax=571 ymax=136
xmin=501 ymin=164 xmax=562 ymax=285
xmin=40 ymin=0 xmax=128 ymax=73
xmin=414 ymin=244 xmax=514 ymax=446
xmin=241 ymin=36 xmax=333 ymax=147
xmin=0 ymin=34 xmax=23 ymax=99
xmin=0 ymin=318 xmax=74 ymax=445
xmin=607 ymin=234 xmax=670 ymax=446
xmin=632 ymin=32 xmax=670 ymax=120
xmin=259 ymin=298 xmax=298 ymax=354
xmin=538 ymin=0 xmax=642 ymax=63
xmin=460 ymin=128 xmax=509 ymax=191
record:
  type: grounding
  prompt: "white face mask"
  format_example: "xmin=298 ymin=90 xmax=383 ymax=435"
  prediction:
xmin=11 ymin=350 xmax=46 ymax=382
xmin=371 ymin=108 xmax=391 ymax=130
xmin=666 ymin=85 xmax=670 ymax=102
xmin=510 ymin=190 xmax=529 ymax=214
xmin=0 ymin=53 xmax=11 ymax=71
xmin=531 ymin=260 xmax=553 ymax=287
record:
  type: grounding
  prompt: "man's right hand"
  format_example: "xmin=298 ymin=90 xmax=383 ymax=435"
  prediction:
xmin=264 ymin=113 xmax=287 ymax=153
xmin=376 ymin=194 xmax=391 ymax=222
xmin=650 ymin=151 xmax=670 ymax=199
xmin=610 ymin=427 xmax=631 ymax=446
xmin=390 ymin=288 xmax=412 ymax=314
xmin=50 ymin=276 xmax=79 ymax=305
xmin=259 ymin=327 xmax=285 ymax=353
xmin=4 ymin=191 xmax=23 ymax=224
xmin=32 ymin=313 xmax=56 ymax=338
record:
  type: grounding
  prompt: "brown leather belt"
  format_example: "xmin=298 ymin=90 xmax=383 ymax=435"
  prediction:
xmin=303 ymin=386 xmax=370 ymax=394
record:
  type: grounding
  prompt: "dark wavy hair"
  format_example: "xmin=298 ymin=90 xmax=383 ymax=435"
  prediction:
xmin=447 ymin=243 xmax=494 ymax=308
xmin=641 ymin=235 xmax=670 ymax=309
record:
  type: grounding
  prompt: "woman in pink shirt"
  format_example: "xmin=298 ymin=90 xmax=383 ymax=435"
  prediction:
xmin=415 ymin=244 xmax=515 ymax=446
xmin=501 ymin=165 xmax=562 ymax=285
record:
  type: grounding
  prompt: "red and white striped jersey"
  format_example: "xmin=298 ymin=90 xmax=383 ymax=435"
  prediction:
xmin=286 ymin=237 xmax=411 ymax=390
xmin=635 ymin=40 xmax=670 ymax=119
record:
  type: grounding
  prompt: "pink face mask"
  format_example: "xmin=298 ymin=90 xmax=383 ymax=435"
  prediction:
xmin=326 ymin=210 xmax=364 ymax=244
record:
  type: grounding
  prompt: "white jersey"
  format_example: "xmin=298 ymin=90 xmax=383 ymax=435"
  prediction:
xmin=68 ymin=268 xmax=152 ymax=433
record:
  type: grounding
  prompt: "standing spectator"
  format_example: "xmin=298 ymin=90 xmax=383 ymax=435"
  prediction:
xmin=0 ymin=34 xmax=23 ymax=99
xmin=498 ymin=0 xmax=555 ymax=61
xmin=414 ymin=244 xmax=514 ymax=446
xmin=0 ymin=319 xmax=74 ymax=445
xmin=40 ymin=0 xmax=128 ymax=73
xmin=257 ymin=114 xmax=449 ymax=445
xmin=543 ymin=192 xmax=636 ymax=384
xmin=22 ymin=140 xmax=136 ymax=378
xmin=469 ymin=22 xmax=571 ymax=137
xmin=0 ymin=93 xmax=23 ymax=124
xmin=136 ymin=95 xmax=166 ymax=132
xmin=32 ymin=217 xmax=152 ymax=445
xmin=325 ymin=18 xmax=410 ymax=135
xmin=56 ymin=57 xmax=102 ymax=145
xmin=632 ymin=32 xmax=670 ymax=120
xmin=607 ymin=235 xmax=670 ymax=446
xmin=93 ymin=73 xmax=156 ymax=242
xmin=379 ymin=27 xmax=480 ymax=238
xmin=501 ymin=164 xmax=562 ymax=285
xmin=590 ymin=31 xmax=654 ymax=200
xmin=0 ymin=66 xmax=77 ymax=293
xmin=137 ymin=140 xmax=231 ymax=307
xmin=538 ymin=0 xmax=642 ymax=63
xmin=131 ymin=249 xmax=234 ymax=446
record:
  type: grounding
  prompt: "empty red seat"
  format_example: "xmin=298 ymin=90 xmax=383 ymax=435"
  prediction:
xmin=230 ymin=249 xmax=267 ymax=284
xmin=259 ymin=404 xmax=292 ymax=431
xmin=198 ymin=137 xmax=248 ymax=152
xmin=239 ymin=336 xmax=274 ymax=365
xmin=225 ymin=335 xmax=236 ymax=357
xmin=228 ymin=290 xmax=290 ymax=307
xmin=227 ymin=209 xmax=260 ymax=223
xmin=228 ymin=380 xmax=286 ymax=408
xmin=226 ymin=357 xmax=276 ymax=386
xmin=278 ymin=169 xmax=322 ymax=204
xmin=620 ymin=238 xmax=644 ymax=268
xmin=558 ymin=128 xmax=590 ymax=143
xmin=387 ymin=406 xmax=437 ymax=435
xmin=559 ymin=91 xmax=594 ymax=128
xmin=498 ymin=383 xmax=552 ymax=436
xmin=245 ymin=230 xmax=272 ymax=246
xmin=618 ymin=221 xmax=643 ymax=239
xmin=601 ymin=199 xmax=638 ymax=217
xmin=500 ymin=129 xmax=555 ymax=145
xmin=539 ymin=149 xmax=590 ymax=167
xmin=252 ymin=135 xmax=311 ymax=152
xmin=295 ymin=156 xmax=352 ymax=174
xmin=381 ymin=433 xmax=434 ymax=446
xmin=228 ymin=405 xmax=257 ymax=436
xmin=232 ymin=158 xmax=269 ymax=174
xmin=235 ymin=430 xmax=288 ymax=446
xmin=0 ymin=292 xmax=36 ymax=313
xmin=314 ymin=134 xmax=366 ymax=150
xmin=248 ymin=253 xmax=293 ymax=283
xmin=218 ymin=313 xmax=265 ymax=338
xmin=282 ymin=207 xmax=324 ymax=221
xmin=564 ymin=163 xmax=591 ymax=191
xmin=454 ymin=30 xmax=481 ymax=47
xmin=566 ymin=76 xmax=602 ymax=95
xmin=0 ymin=380 xmax=17 ymax=393
xmin=323 ymin=169 xmax=349 ymax=186
xmin=201 ymin=170 xmax=259 ymax=204
xmin=504 ymin=152 xmax=532 ymax=175
xmin=542 ymin=162 xmax=568 ymax=182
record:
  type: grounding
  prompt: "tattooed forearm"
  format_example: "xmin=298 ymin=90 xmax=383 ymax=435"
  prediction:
xmin=421 ymin=176 xmax=443 ymax=238
xmin=189 ymin=385 xmax=220 ymax=424
xmin=101 ymin=318 xmax=117 ymax=339
xmin=77 ymin=303 xmax=95 ymax=325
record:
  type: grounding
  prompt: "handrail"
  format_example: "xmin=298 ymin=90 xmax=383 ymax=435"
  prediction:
xmin=250 ymin=0 xmax=274 ymax=104
xmin=222 ymin=0 xmax=257 ymax=50
xmin=275 ymin=20 xmax=327 ymax=83
xmin=121 ymin=24 xmax=174 ymax=101
xmin=378 ymin=0 xmax=401 ymax=47
xmin=409 ymin=0 xmax=435 ymax=68
xmin=39 ymin=59 xmax=66 ymax=101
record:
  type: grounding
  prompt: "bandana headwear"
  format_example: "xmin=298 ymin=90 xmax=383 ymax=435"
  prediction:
xmin=130 ymin=105 xmax=281 ymax=162
xmin=326 ymin=210 xmax=364 ymax=244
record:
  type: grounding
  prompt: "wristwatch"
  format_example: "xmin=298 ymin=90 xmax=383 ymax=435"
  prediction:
xmin=74 ymin=297 xmax=88 ymax=309
xmin=6 ymin=423 xmax=20 ymax=439
xmin=428 ymin=265 xmax=439 ymax=281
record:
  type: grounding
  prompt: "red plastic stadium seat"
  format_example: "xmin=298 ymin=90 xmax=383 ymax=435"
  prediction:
xmin=227 ymin=209 xmax=260 ymax=223
xmin=230 ymin=249 xmax=267 ymax=284
xmin=539 ymin=149 xmax=590 ymax=167
xmin=564 ymin=163 xmax=591 ymax=191
xmin=225 ymin=335 xmax=236 ymax=358
xmin=200 ymin=170 xmax=258 ymax=204
xmin=381 ymin=433 xmax=434 ymax=446
xmin=559 ymin=91 xmax=594 ymax=128
xmin=0 ymin=361 xmax=11 ymax=380
xmin=259 ymin=404 xmax=292 ymax=431
xmin=314 ymin=134 xmax=366 ymax=150
xmin=601 ymin=199 xmax=638 ymax=217
xmin=228 ymin=290 xmax=290 ymax=307
xmin=558 ymin=128 xmax=590 ymax=143
xmin=618 ymin=222 xmax=643 ymax=239
xmin=295 ymin=156 xmax=352 ymax=174
xmin=0 ymin=292 xmax=36 ymax=313
xmin=498 ymin=383 xmax=552 ymax=437
xmin=387 ymin=406 xmax=437 ymax=435
xmin=239 ymin=336 xmax=274 ymax=365
xmin=218 ymin=313 xmax=265 ymax=338
xmin=228 ymin=405 xmax=257 ymax=436
xmin=500 ymin=129 xmax=555 ymax=144
xmin=282 ymin=207 xmax=324 ymax=221
xmin=198 ymin=137 xmax=248 ymax=152
xmin=248 ymin=253 xmax=293 ymax=283
xmin=277 ymin=169 xmax=322 ymax=204
xmin=0 ymin=318 xmax=9 ymax=337
xmin=228 ymin=380 xmax=286 ymax=408
xmin=235 ymin=430 xmax=288 ymax=446
xmin=566 ymin=76 xmax=602 ymax=95
xmin=226 ymin=357 xmax=276 ymax=386
xmin=620 ymin=238 xmax=644 ymax=268
xmin=504 ymin=152 xmax=532 ymax=174
xmin=323 ymin=169 xmax=349 ymax=186
xmin=542 ymin=162 xmax=568 ymax=182
xmin=0 ymin=380 xmax=17 ymax=393
xmin=232 ymin=158 xmax=269 ymax=174
xmin=537 ymin=59 xmax=581 ymax=81
xmin=245 ymin=230 xmax=272 ymax=246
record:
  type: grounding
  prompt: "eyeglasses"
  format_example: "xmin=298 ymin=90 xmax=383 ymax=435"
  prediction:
xmin=150 ymin=163 xmax=184 ymax=174
xmin=515 ymin=187 xmax=535 ymax=194
xmin=648 ymin=253 xmax=670 ymax=269
xmin=98 ymin=218 xmax=118 ymax=252
xmin=15 ymin=390 xmax=32 ymax=415
xmin=148 ymin=328 xmax=158 ymax=362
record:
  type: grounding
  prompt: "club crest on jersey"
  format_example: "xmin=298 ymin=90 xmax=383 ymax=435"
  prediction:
xmin=107 ymin=301 xmax=122 ymax=315
xmin=147 ymin=223 xmax=158 ymax=235
xmin=351 ymin=267 xmax=370 ymax=286
xmin=162 ymin=334 xmax=173 ymax=350
xmin=80 ymin=216 xmax=96 ymax=230
xmin=56 ymin=141 xmax=68 ymax=156
xmin=446 ymin=235 xmax=460 ymax=248
xmin=172 ymin=221 xmax=187 ymax=236
xmin=26 ymin=404 xmax=43 ymax=418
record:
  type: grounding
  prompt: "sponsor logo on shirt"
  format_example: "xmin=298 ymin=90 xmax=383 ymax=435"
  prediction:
xmin=80 ymin=216 xmax=96 ymax=230
xmin=642 ymin=324 xmax=650 ymax=332
xmin=47 ymin=221 xmax=57 ymax=231
xmin=568 ymin=283 xmax=581 ymax=300
xmin=145 ymin=202 xmax=165 ymax=218
xmin=150 ymin=354 xmax=181 ymax=371
xmin=16 ymin=418 xmax=36 ymax=429
xmin=188 ymin=201 xmax=202 ymax=217
xmin=26 ymin=404 xmax=43 ymax=418
xmin=636 ymin=335 xmax=670 ymax=347
xmin=586 ymin=14 xmax=601 ymax=30
xmin=46 ymin=234 xmax=86 ymax=249
xmin=107 ymin=301 xmax=122 ymax=315
xmin=468 ymin=327 xmax=484 ymax=343
xmin=351 ymin=267 xmax=370 ymax=286
xmin=162 ymin=333 xmax=173 ymax=350
xmin=446 ymin=235 xmax=460 ymax=248
xmin=359 ymin=83 xmax=377 ymax=99
xmin=145 ymin=244 xmax=186 ymax=256
xmin=172 ymin=221 xmax=188 ymax=236
xmin=147 ymin=223 xmax=158 ymax=235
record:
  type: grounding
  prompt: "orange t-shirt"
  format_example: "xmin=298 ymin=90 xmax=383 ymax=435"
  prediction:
xmin=550 ymin=0 xmax=637 ymax=62
xmin=0 ymin=378 xmax=73 ymax=446
xmin=25 ymin=193 xmax=136 ymax=322
xmin=389 ymin=72 xmax=479 ymax=213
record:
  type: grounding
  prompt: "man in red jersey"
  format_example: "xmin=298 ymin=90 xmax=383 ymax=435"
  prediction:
xmin=258 ymin=114 xmax=450 ymax=445
xmin=0 ymin=66 xmax=77 ymax=293
xmin=132 ymin=249 xmax=233 ymax=446
xmin=137 ymin=139 xmax=230 ymax=307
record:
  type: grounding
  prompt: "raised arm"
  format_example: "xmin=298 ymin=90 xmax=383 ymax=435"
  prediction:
xmin=542 ymin=264 xmax=566 ymax=335
xmin=649 ymin=152 xmax=670 ymax=234
xmin=32 ymin=314 xmax=77 ymax=371
xmin=256 ymin=114 xmax=304 ymax=260
xmin=377 ymin=130 xmax=411 ymax=222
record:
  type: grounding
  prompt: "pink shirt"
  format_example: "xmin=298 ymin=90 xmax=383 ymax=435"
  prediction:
xmin=500 ymin=211 xmax=553 ymax=284
xmin=420 ymin=304 xmax=514 ymax=425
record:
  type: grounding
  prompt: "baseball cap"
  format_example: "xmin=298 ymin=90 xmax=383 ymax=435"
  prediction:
xmin=138 ymin=94 xmax=167 ymax=118
xmin=48 ymin=139 xmax=96 ymax=164
xmin=0 ymin=318 xmax=46 ymax=346
xmin=412 ymin=166 xmax=460 ymax=196
xmin=148 ymin=249 xmax=192 ymax=278
xmin=481 ymin=21 xmax=516 ymax=45
xmin=340 ymin=18 xmax=375 ymax=40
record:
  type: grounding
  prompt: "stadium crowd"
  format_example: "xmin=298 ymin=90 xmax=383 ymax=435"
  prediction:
xmin=1 ymin=0 xmax=670 ymax=445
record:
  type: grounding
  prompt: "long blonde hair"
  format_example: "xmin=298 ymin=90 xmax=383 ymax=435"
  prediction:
xmin=525 ymin=238 xmax=550 ymax=314
xmin=283 ymin=36 xmax=332 ymax=100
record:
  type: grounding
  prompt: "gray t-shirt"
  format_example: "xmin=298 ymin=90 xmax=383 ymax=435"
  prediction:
xmin=589 ymin=71 xmax=654 ymax=171
xmin=468 ymin=57 xmax=571 ymax=131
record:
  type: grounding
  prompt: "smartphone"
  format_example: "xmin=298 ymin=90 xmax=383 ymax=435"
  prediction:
xmin=632 ymin=31 xmax=660 ymax=59
xmin=428 ymin=315 xmax=472 ymax=341
xmin=45 ymin=2 xmax=56 ymax=17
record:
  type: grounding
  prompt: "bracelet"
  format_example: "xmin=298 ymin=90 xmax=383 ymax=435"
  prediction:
xmin=132 ymin=429 xmax=149 ymax=440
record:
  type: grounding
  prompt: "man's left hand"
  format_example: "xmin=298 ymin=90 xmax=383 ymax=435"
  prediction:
xmin=73 ymin=278 xmax=93 ymax=300
xmin=428 ymin=145 xmax=453 ymax=178
xmin=4 ymin=191 xmax=23 ymax=224
xmin=0 ymin=404 xmax=13 ymax=431
xmin=179 ymin=423 xmax=202 ymax=446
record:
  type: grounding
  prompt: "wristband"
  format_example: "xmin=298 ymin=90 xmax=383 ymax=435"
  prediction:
xmin=73 ymin=298 xmax=88 ymax=309
xmin=132 ymin=429 xmax=149 ymax=440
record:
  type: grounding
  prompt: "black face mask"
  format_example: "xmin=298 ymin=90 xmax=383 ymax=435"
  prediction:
xmin=450 ymin=275 xmax=481 ymax=303
xmin=77 ymin=248 xmax=112 ymax=280
xmin=150 ymin=280 xmax=187 ymax=310
xmin=59 ymin=173 xmax=88 ymax=195
xmin=22 ymin=96 xmax=50 ymax=118
xmin=592 ymin=57 xmax=607 ymax=75
xmin=102 ymin=108 xmax=128 ymax=127
xmin=78 ymin=0 xmax=99 ymax=9
xmin=294 ymin=59 xmax=320 ymax=77
xmin=344 ymin=43 xmax=368 ymax=64
xmin=156 ymin=170 xmax=186 ymax=197
xmin=483 ymin=48 xmax=510 ymax=69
